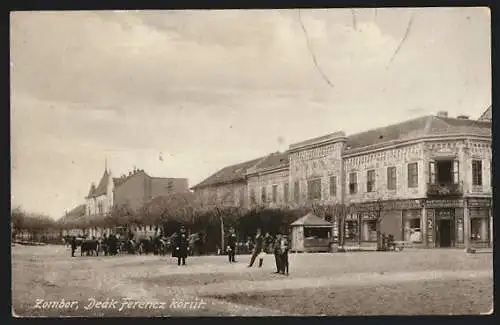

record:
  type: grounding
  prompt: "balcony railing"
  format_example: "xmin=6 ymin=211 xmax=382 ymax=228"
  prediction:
xmin=426 ymin=182 xmax=463 ymax=197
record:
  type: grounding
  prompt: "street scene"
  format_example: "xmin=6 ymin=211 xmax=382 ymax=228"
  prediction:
xmin=11 ymin=8 xmax=492 ymax=317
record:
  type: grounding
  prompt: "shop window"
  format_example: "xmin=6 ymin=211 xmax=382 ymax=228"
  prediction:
xmin=361 ymin=220 xmax=377 ymax=242
xmin=345 ymin=220 xmax=359 ymax=241
xmin=403 ymin=217 xmax=422 ymax=243
xmin=261 ymin=187 xmax=267 ymax=203
xmin=304 ymin=227 xmax=330 ymax=239
xmin=472 ymin=160 xmax=483 ymax=186
xmin=470 ymin=217 xmax=489 ymax=242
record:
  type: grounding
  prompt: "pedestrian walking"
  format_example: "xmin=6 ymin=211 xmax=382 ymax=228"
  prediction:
xmin=227 ymin=227 xmax=237 ymax=263
xmin=174 ymin=225 xmax=188 ymax=266
xmin=247 ymin=229 xmax=264 ymax=267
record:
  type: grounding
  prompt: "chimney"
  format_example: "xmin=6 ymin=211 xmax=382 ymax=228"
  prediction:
xmin=437 ymin=111 xmax=448 ymax=118
xmin=457 ymin=115 xmax=469 ymax=120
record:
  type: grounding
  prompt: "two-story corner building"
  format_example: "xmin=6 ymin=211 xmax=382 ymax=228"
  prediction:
xmin=287 ymin=132 xmax=346 ymax=208
xmin=190 ymin=157 xmax=265 ymax=209
xmin=341 ymin=112 xmax=492 ymax=249
xmin=246 ymin=152 xmax=290 ymax=209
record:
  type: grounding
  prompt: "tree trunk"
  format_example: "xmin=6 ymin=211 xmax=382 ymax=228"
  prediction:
xmin=220 ymin=215 xmax=225 ymax=253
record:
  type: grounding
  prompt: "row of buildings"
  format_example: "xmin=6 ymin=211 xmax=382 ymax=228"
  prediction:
xmin=191 ymin=108 xmax=493 ymax=249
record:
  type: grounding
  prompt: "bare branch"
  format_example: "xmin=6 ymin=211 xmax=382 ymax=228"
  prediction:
xmin=297 ymin=9 xmax=335 ymax=89
xmin=387 ymin=13 xmax=415 ymax=68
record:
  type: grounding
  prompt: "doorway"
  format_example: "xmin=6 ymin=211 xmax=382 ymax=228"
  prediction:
xmin=438 ymin=219 xmax=452 ymax=247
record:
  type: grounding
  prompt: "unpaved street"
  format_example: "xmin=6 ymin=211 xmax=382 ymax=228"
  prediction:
xmin=12 ymin=245 xmax=493 ymax=317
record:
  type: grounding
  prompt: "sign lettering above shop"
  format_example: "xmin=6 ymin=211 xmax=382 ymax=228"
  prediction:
xmin=467 ymin=198 xmax=492 ymax=207
xmin=426 ymin=199 xmax=463 ymax=208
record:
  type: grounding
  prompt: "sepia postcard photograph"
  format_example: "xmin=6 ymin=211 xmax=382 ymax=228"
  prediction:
xmin=10 ymin=7 xmax=493 ymax=317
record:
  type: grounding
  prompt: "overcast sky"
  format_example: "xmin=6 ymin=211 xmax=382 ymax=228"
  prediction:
xmin=11 ymin=8 xmax=491 ymax=219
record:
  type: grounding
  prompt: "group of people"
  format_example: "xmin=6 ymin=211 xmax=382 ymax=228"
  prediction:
xmin=67 ymin=225 xmax=289 ymax=275
xmin=246 ymin=229 xmax=289 ymax=275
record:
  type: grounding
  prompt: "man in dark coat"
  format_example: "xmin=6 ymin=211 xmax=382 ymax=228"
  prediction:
xmin=273 ymin=234 xmax=282 ymax=274
xmin=174 ymin=225 xmax=188 ymax=266
xmin=70 ymin=236 xmax=77 ymax=257
xmin=279 ymin=234 xmax=290 ymax=275
xmin=226 ymin=227 xmax=237 ymax=263
xmin=248 ymin=229 xmax=264 ymax=267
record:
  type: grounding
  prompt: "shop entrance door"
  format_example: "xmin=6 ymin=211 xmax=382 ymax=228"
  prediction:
xmin=438 ymin=219 xmax=452 ymax=247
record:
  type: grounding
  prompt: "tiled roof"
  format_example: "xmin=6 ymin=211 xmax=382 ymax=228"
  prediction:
xmin=60 ymin=204 xmax=86 ymax=222
xmin=289 ymin=131 xmax=346 ymax=151
xmin=345 ymin=115 xmax=491 ymax=154
xmin=291 ymin=212 xmax=332 ymax=226
xmin=479 ymin=106 xmax=492 ymax=121
xmin=86 ymin=184 xmax=96 ymax=198
xmin=143 ymin=192 xmax=200 ymax=214
xmin=91 ymin=170 xmax=110 ymax=197
xmin=191 ymin=157 xmax=265 ymax=189
xmin=247 ymin=152 xmax=289 ymax=174
xmin=112 ymin=170 xmax=148 ymax=188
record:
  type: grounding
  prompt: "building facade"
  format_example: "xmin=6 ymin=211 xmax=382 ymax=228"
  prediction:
xmin=62 ymin=166 xmax=189 ymax=236
xmin=192 ymin=110 xmax=492 ymax=249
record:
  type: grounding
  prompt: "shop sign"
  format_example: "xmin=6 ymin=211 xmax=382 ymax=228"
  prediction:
xmin=427 ymin=210 xmax=434 ymax=243
xmin=426 ymin=199 xmax=463 ymax=208
xmin=345 ymin=214 xmax=358 ymax=221
xmin=391 ymin=200 xmax=422 ymax=210
xmin=361 ymin=213 xmax=378 ymax=221
xmin=467 ymin=198 xmax=492 ymax=208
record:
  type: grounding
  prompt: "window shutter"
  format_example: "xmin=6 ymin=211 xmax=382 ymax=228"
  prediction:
xmin=429 ymin=161 xmax=436 ymax=184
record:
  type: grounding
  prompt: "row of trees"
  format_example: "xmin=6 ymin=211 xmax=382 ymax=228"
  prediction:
xmin=13 ymin=193 xmax=388 ymax=251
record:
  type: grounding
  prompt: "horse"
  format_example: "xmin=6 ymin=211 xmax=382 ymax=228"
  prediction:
xmin=137 ymin=238 xmax=154 ymax=255
xmin=80 ymin=239 xmax=99 ymax=256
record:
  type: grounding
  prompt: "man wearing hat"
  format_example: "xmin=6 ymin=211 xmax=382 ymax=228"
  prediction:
xmin=226 ymin=227 xmax=237 ymax=263
xmin=174 ymin=225 xmax=188 ymax=266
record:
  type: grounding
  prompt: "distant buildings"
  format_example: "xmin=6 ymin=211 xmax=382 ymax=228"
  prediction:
xmin=192 ymin=108 xmax=492 ymax=249
xmin=85 ymin=167 xmax=189 ymax=215
xmin=61 ymin=166 xmax=189 ymax=236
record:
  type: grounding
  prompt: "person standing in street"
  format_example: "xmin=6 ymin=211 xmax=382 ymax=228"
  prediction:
xmin=70 ymin=236 xmax=77 ymax=257
xmin=273 ymin=233 xmax=282 ymax=274
xmin=247 ymin=229 xmax=263 ymax=267
xmin=279 ymin=234 xmax=290 ymax=275
xmin=227 ymin=227 xmax=237 ymax=263
xmin=174 ymin=225 xmax=188 ymax=266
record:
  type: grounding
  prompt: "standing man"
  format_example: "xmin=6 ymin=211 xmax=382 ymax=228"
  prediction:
xmin=174 ymin=225 xmax=188 ymax=266
xmin=248 ymin=229 xmax=263 ymax=267
xmin=70 ymin=236 xmax=77 ymax=257
xmin=227 ymin=227 xmax=237 ymax=263
xmin=273 ymin=233 xmax=282 ymax=274
xmin=279 ymin=234 xmax=290 ymax=275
